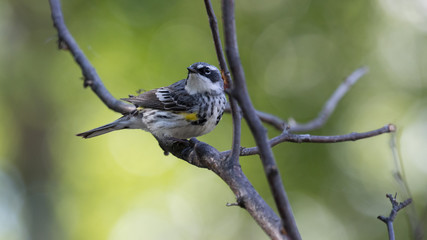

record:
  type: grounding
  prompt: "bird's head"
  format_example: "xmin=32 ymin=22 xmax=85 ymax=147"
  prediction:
xmin=185 ymin=62 xmax=223 ymax=95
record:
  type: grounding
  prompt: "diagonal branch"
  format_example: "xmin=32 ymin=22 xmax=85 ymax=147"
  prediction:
xmin=289 ymin=66 xmax=368 ymax=132
xmin=221 ymin=1 xmax=300 ymax=239
xmin=49 ymin=0 xmax=135 ymax=114
xmin=157 ymin=138 xmax=288 ymax=240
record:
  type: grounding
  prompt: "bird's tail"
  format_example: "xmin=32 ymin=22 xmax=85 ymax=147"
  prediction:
xmin=76 ymin=115 xmax=138 ymax=139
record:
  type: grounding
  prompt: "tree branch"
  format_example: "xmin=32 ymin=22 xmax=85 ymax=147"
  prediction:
xmin=378 ymin=193 xmax=412 ymax=240
xmin=204 ymin=0 xmax=241 ymax=164
xmin=289 ymin=66 xmax=368 ymax=132
xmin=221 ymin=1 xmax=300 ymax=239
xmin=49 ymin=0 xmax=135 ymax=114
xmin=221 ymin=124 xmax=396 ymax=157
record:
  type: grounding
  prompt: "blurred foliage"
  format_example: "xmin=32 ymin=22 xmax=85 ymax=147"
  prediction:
xmin=0 ymin=0 xmax=426 ymax=239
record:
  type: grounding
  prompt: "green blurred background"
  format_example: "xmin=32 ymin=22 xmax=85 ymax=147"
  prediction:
xmin=0 ymin=0 xmax=426 ymax=239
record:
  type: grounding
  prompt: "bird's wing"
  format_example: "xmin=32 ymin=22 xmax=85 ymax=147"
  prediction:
xmin=121 ymin=80 xmax=195 ymax=111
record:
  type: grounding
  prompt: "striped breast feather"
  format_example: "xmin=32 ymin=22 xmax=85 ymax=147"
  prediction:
xmin=121 ymin=79 xmax=195 ymax=111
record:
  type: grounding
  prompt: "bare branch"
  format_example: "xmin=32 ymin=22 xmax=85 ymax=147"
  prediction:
xmin=378 ymin=193 xmax=412 ymax=240
xmin=204 ymin=0 xmax=241 ymax=164
xmin=49 ymin=0 xmax=135 ymax=114
xmin=289 ymin=67 xmax=368 ymax=132
xmin=223 ymin=124 xmax=396 ymax=157
xmin=221 ymin=1 xmax=300 ymax=239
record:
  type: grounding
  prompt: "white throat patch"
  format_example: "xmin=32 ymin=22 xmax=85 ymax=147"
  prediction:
xmin=185 ymin=73 xmax=222 ymax=95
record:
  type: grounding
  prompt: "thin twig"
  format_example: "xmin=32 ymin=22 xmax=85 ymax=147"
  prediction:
xmin=378 ymin=193 xmax=412 ymax=240
xmin=203 ymin=0 xmax=231 ymax=86
xmin=49 ymin=0 xmax=135 ymax=114
xmin=289 ymin=67 xmax=368 ymax=132
xmin=222 ymin=124 xmax=396 ymax=157
xmin=204 ymin=0 xmax=241 ymax=164
xmin=221 ymin=1 xmax=300 ymax=239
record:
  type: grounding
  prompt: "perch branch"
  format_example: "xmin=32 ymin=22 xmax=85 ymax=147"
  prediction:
xmin=156 ymin=138 xmax=288 ymax=240
xmin=221 ymin=1 xmax=300 ymax=239
xmin=378 ymin=193 xmax=412 ymax=240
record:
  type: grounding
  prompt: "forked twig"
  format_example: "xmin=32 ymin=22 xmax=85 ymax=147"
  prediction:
xmin=378 ymin=193 xmax=412 ymax=240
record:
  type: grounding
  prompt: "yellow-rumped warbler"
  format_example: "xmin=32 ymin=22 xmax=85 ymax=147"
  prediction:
xmin=77 ymin=62 xmax=227 ymax=139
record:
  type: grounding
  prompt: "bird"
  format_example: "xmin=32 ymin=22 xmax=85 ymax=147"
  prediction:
xmin=76 ymin=62 xmax=227 ymax=140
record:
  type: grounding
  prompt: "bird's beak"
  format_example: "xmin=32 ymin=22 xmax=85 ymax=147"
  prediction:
xmin=187 ymin=67 xmax=197 ymax=73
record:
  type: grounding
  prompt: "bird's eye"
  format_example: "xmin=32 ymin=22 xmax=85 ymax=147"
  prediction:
xmin=204 ymin=68 xmax=211 ymax=75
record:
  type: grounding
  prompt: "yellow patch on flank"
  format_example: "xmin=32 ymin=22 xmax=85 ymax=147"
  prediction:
xmin=136 ymin=107 xmax=144 ymax=111
xmin=181 ymin=112 xmax=199 ymax=121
